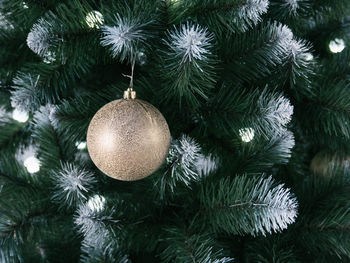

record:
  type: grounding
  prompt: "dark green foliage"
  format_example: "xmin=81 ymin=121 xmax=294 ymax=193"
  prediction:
xmin=246 ymin=236 xmax=300 ymax=263
xmin=0 ymin=111 xmax=24 ymax=151
xmin=0 ymin=0 xmax=350 ymax=262
xmin=32 ymin=106 xmax=65 ymax=172
xmin=168 ymin=0 xmax=269 ymax=34
xmin=159 ymin=227 xmax=233 ymax=263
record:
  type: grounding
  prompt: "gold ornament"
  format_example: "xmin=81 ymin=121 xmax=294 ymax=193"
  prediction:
xmin=87 ymin=88 xmax=171 ymax=181
xmin=310 ymin=150 xmax=348 ymax=175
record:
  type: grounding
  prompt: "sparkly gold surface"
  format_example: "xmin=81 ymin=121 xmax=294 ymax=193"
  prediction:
xmin=87 ymin=99 xmax=171 ymax=181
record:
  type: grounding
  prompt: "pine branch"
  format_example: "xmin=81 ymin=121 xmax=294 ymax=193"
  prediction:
xmin=32 ymin=105 xmax=68 ymax=172
xmin=269 ymin=0 xmax=350 ymax=34
xmin=0 ymin=187 xmax=51 ymax=263
xmin=205 ymin=86 xmax=293 ymax=139
xmin=101 ymin=14 xmax=152 ymax=63
xmin=80 ymin=245 xmax=131 ymax=263
xmin=50 ymin=97 xmax=97 ymax=145
xmin=11 ymin=59 xmax=92 ymax=113
xmin=160 ymin=226 xmax=233 ymax=263
xmin=99 ymin=0 xmax=158 ymax=63
xmin=159 ymin=22 xmax=217 ymax=109
xmin=74 ymin=195 xmax=122 ymax=246
xmin=246 ymin=235 xmax=299 ymax=263
xmin=169 ymin=0 xmax=269 ymax=33
xmin=277 ymin=38 xmax=315 ymax=96
xmin=197 ymin=175 xmax=298 ymax=236
xmin=0 ymin=109 xmax=24 ymax=151
xmin=236 ymin=130 xmax=295 ymax=173
xmin=154 ymin=135 xmax=202 ymax=199
xmin=10 ymin=72 xmax=42 ymax=112
xmin=221 ymin=21 xmax=296 ymax=84
xmin=26 ymin=15 xmax=61 ymax=58
xmin=320 ymin=49 xmax=350 ymax=82
xmin=74 ymin=194 xmax=138 ymax=262
xmin=51 ymin=162 xmax=97 ymax=210
xmin=0 ymin=154 xmax=37 ymax=190
xmin=298 ymin=80 xmax=350 ymax=139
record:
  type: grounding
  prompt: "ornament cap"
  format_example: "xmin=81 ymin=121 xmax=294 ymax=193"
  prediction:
xmin=123 ymin=88 xmax=136 ymax=100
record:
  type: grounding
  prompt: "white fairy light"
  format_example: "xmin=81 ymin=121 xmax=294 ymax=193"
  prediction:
xmin=87 ymin=195 xmax=106 ymax=212
xmin=12 ymin=108 xmax=29 ymax=123
xmin=239 ymin=128 xmax=255 ymax=142
xmin=85 ymin=10 xmax=104 ymax=29
xmin=75 ymin=141 xmax=87 ymax=150
xmin=22 ymin=1 xmax=29 ymax=8
xmin=24 ymin=156 xmax=40 ymax=173
xmin=303 ymin=52 xmax=313 ymax=61
xmin=329 ymin=38 xmax=345 ymax=53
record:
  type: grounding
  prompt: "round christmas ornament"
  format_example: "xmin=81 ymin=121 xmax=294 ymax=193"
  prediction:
xmin=87 ymin=87 xmax=171 ymax=181
xmin=310 ymin=150 xmax=349 ymax=175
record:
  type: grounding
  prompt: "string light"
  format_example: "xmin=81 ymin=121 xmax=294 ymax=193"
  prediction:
xmin=75 ymin=141 xmax=87 ymax=150
xmin=239 ymin=128 xmax=255 ymax=142
xmin=12 ymin=108 xmax=29 ymax=123
xmin=24 ymin=156 xmax=40 ymax=173
xmin=329 ymin=38 xmax=345 ymax=53
xmin=303 ymin=52 xmax=313 ymax=61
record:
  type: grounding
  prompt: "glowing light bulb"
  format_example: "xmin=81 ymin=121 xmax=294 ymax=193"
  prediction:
xmin=22 ymin=1 xmax=29 ymax=8
xmin=239 ymin=128 xmax=255 ymax=142
xmin=303 ymin=52 xmax=313 ymax=61
xmin=85 ymin=11 xmax=104 ymax=29
xmin=329 ymin=38 xmax=345 ymax=53
xmin=12 ymin=108 xmax=29 ymax=123
xmin=24 ymin=156 xmax=40 ymax=173
xmin=75 ymin=141 xmax=87 ymax=150
xmin=87 ymin=195 xmax=106 ymax=212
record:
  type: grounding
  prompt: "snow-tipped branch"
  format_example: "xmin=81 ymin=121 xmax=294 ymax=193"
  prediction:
xmin=101 ymin=14 xmax=152 ymax=63
xmin=160 ymin=22 xmax=217 ymax=109
xmin=198 ymin=175 xmax=298 ymax=236
xmin=51 ymin=162 xmax=96 ymax=209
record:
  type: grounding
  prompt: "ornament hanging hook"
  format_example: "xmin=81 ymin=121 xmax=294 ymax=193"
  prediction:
xmin=123 ymin=51 xmax=137 ymax=100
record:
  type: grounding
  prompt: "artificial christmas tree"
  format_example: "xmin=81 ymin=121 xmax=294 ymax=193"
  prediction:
xmin=1 ymin=0 xmax=350 ymax=262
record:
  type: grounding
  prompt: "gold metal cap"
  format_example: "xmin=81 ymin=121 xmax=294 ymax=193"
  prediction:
xmin=123 ymin=88 xmax=136 ymax=100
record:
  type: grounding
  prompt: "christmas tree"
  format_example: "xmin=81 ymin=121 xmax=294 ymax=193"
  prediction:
xmin=1 ymin=0 xmax=350 ymax=262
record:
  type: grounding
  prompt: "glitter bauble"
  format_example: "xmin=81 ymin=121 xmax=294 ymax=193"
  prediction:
xmin=87 ymin=99 xmax=171 ymax=181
